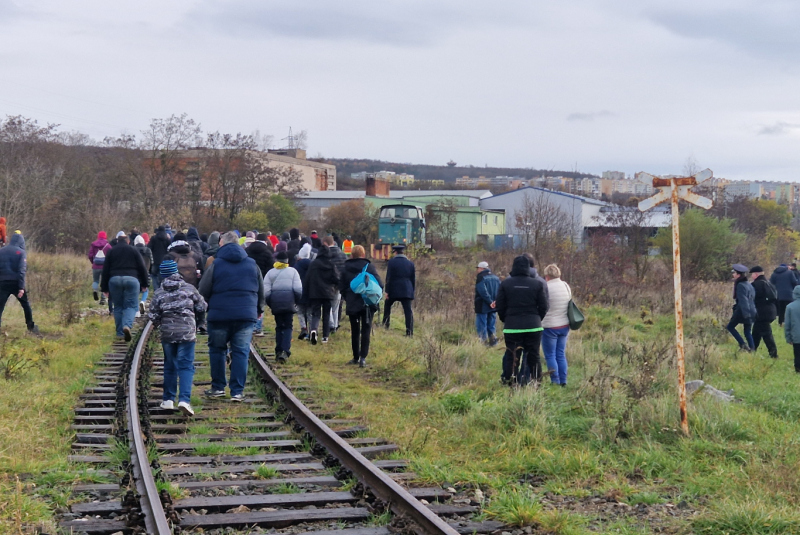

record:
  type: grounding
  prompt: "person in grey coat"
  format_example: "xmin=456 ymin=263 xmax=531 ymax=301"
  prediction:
xmin=727 ymin=263 xmax=756 ymax=351
xmin=264 ymin=251 xmax=303 ymax=363
xmin=770 ymin=263 xmax=800 ymax=326
xmin=783 ymin=285 xmax=800 ymax=372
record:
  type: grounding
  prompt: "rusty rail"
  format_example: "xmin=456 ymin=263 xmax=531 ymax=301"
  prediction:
xmin=249 ymin=346 xmax=460 ymax=535
xmin=129 ymin=321 xmax=172 ymax=534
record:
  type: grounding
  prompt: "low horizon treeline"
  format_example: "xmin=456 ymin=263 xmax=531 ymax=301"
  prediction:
xmin=0 ymin=114 xmax=306 ymax=252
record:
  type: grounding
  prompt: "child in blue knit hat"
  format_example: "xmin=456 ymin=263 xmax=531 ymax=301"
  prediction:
xmin=148 ymin=259 xmax=207 ymax=416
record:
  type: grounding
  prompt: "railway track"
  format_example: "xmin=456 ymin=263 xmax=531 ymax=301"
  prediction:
xmin=60 ymin=322 xmax=504 ymax=534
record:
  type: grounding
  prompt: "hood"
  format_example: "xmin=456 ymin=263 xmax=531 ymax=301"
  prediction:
xmin=208 ymin=231 xmax=220 ymax=247
xmin=0 ymin=217 xmax=5 ymax=224
xmin=92 ymin=237 xmax=108 ymax=247
xmin=162 ymin=273 xmax=184 ymax=291
xmin=9 ymin=234 xmax=24 ymax=249
xmin=168 ymin=240 xmax=189 ymax=252
xmin=97 ymin=231 xmax=107 ymax=240
xmin=134 ymin=235 xmax=146 ymax=246
xmin=774 ymin=266 xmax=789 ymax=274
xmin=298 ymin=243 xmax=312 ymax=259
xmin=794 ymin=286 xmax=800 ymax=300
xmin=290 ymin=228 xmax=300 ymax=240
xmin=187 ymin=227 xmax=201 ymax=242
xmin=316 ymin=246 xmax=331 ymax=259
xmin=510 ymin=255 xmax=531 ymax=277
xmin=530 ymin=267 xmax=540 ymax=278
xmin=276 ymin=241 xmax=288 ymax=253
xmin=217 ymin=242 xmax=248 ymax=262
xmin=141 ymin=232 xmax=149 ymax=244
xmin=169 ymin=243 xmax=191 ymax=255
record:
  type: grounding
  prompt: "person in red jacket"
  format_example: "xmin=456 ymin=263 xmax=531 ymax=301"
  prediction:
xmin=0 ymin=217 xmax=6 ymax=247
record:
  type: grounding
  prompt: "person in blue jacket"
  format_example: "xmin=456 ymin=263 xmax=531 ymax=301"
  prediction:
xmin=382 ymin=245 xmax=415 ymax=336
xmin=199 ymin=231 xmax=265 ymax=402
xmin=728 ymin=263 xmax=757 ymax=351
xmin=474 ymin=261 xmax=500 ymax=345
xmin=0 ymin=232 xmax=38 ymax=334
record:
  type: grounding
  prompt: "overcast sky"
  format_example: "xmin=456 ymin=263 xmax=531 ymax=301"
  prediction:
xmin=1 ymin=0 xmax=799 ymax=181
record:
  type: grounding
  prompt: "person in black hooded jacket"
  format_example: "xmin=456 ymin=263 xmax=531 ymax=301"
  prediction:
xmin=287 ymin=228 xmax=302 ymax=267
xmin=303 ymin=245 xmax=339 ymax=344
xmin=496 ymin=255 xmax=549 ymax=386
xmin=148 ymin=226 xmax=172 ymax=285
xmin=247 ymin=234 xmax=274 ymax=277
xmin=750 ymin=266 xmax=778 ymax=358
xmin=186 ymin=227 xmax=205 ymax=256
xmin=339 ymin=245 xmax=383 ymax=367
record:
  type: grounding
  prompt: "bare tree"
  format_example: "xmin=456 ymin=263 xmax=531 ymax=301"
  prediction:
xmin=514 ymin=193 xmax=575 ymax=262
xmin=593 ymin=208 xmax=655 ymax=282
xmin=683 ymin=155 xmax=700 ymax=177
xmin=425 ymin=199 xmax=459 ymax=247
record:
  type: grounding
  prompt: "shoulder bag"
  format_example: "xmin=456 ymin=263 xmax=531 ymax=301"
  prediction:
xmin=564 ymin=281 xmax=585 ymax=330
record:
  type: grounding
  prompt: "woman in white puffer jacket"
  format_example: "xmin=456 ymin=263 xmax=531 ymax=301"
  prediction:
xmin=541 ymin=264 xmax=571 ymax=386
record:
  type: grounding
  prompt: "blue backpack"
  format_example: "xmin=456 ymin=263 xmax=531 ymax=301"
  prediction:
xmin=350 ymin=264 xmax=382 ymax=307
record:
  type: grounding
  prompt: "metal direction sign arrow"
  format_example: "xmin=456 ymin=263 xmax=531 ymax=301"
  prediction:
xmin=635 ymin=169 xmax=714 ymax=436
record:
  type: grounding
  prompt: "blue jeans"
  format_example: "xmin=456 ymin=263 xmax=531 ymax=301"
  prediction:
xmin=141 ymin=288 xmax=149 ymax=303
xmin=274 ymin=312 xmax=294 ymax=356
xmin=109 ymin=276 xmax=140 ymax=336
xmin=207 ymin=320 xmax=255 ymax=396
xmin=542 ymin=326 xmax=570 ymax=384
xmin=92 ymin=268 xmax=102 ymax=292
xmin=727 ymin=317 xmax=754 ymax=350
xmin=162 ymin=341 xmax=195 ymax=403
xmin=476 ymin=312 xmax=497 ymax=341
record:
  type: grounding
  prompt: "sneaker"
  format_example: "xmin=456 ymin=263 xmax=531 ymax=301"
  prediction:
xmin=254 ymin=330 xmax=265 ymax=337
xmin=27 ymin=325 xmax=40 ymax=336
xmin=310 ymin=330 xmax=318 ymax=345
xmin=93 ymin=291 xmax=99 ymax=302
xmin=139 ymin=301 xmax=146 ymax=314
xmin=178 ymin=401 xmax=195 ymax=417
xmin=346 ymin=358 xmax=359 ymax=365
xmin=322 ymin=337 xmax=329 ymax=344
xmin=298 ymin=331 xmax=308 ymax=341
xmin=135 ymin=311 xmax=141 ymax=318
xmin=197 ymin=327 xmax=207 ymax=335
xmin=276 ymin=351 xmax=287 ymax=363
xmin=230 ymin=394 xmax=245 ymax=402
xmin=160 ymin=400 xmax=174 ymax=410
xmin=99 ymin=298 xmax=107 ymax=306
xmin=204 ymin=389 xmax=225 ymax=398
xmin=359 ymin=358 xmax=366 ymax=368
xmin=123 ymin=326 xmax=132 ymax=342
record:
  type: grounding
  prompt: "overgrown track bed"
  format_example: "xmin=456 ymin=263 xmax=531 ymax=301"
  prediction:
xmin=60 ymin=322 xmax=502 ymax=534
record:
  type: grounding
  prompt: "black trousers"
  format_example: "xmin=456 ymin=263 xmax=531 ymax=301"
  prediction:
xmin=501 ymin=331 xmax=543 ymax=386
xmin=349 ymin=309 xmax=374 ymax=361
xmin=778 ymin=300 xmax=792 ymax=325
xmin=383 ymin=298 xmax=413 ymax=335
xmin=309 ymin=298 xmax=332 ymax=338
xmin=752 ymin=320 xmax=777 ymax=357
xmin=0 ymin=282 xmax=34 ymax=330
xmin=794 ymin=344 xmax=800 ymax=372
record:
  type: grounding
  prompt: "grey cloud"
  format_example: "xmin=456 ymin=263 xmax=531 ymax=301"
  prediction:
xmin=646 ymin=3 xmax=800 ymax=61
xmin=567 ymin=110 xmax=615 ymax=122
xmin=184 ymin=0 xmax=510 ymax=46
xmin=759 ymin=121 xmax=800 ymax=135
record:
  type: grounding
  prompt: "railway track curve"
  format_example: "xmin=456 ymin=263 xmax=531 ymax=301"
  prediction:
xmin=60 ymin=322 xmax=504 ymax=535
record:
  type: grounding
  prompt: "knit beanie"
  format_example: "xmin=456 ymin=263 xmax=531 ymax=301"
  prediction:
xmin=160 ymin=259 xmax=178 ymax=278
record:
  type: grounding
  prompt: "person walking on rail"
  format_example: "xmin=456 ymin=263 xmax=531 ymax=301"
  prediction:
xmin=340 ymin=245 xmax=383 ymax=367
xmin=248 ymin=233 xmax=275 ymax=337
xmin=199 ymin=231 xmax=265 ymax=402
xmin=133 ymin=235 xmax=153 ymax=315
xmin=88 ymin=231 xmax=110 ymax=305
xmin=304 ymin=243 xmax=340 ymax=344
xmin=264 ymin=251 xmax=303 ymax=363
xmin=542 ymin=263 xmax=571 ymax=386
xmin=295 ymin=243 xmax=313 ymax=340
xmin=727 ymin=264 xmax=757 ymax=352
xmin=101 ymin=233 xmax=149 ymax=342
xmin=474 ymin=261 xmax=500 ymax=346
xmin=496 ymin=255 xmax=549 ymax=386
xmin=148 ymin=259 xmax=207 ymax=416
xmin=382 ymin=244 xmax=415 ymax=336
xmin=148 ymin=226 xmax=172 ymax=287
xmin=750 ymin=265 xmax=779 ymax=358
xmin=0 ymin=232 xmax=39 ymax=334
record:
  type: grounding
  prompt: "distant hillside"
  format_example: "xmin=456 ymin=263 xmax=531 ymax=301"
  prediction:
xmin=318 ymin=158 xmax=598 ymax=183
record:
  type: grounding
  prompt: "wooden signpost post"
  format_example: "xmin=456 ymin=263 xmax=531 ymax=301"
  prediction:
xmin=637 ymin=169 xmax=714 ymax=435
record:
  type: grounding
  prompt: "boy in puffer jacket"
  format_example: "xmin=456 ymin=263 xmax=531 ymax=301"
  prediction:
xmin=148 ymin=260 xmax=207 ymax=416
xmin=264 ymin=251 xmax=302 ymax=363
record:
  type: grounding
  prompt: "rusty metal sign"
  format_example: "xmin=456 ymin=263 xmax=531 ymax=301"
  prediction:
xmin=637 ymin=169 xmax=713 ymax=435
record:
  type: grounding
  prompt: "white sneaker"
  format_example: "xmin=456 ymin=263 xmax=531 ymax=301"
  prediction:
xmin=177 ymin=401 xmax=194 ymax=416
xmin=159 ymin=400 xmax=174 ymax=410
xmin=135 ymin=311 xmax=141 ymax=318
